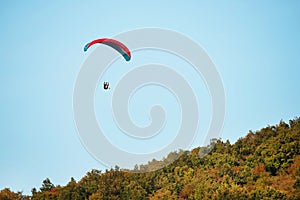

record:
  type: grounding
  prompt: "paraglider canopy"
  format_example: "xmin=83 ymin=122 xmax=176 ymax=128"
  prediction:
xmin=84 ymin=38 xmax=131 ymax=61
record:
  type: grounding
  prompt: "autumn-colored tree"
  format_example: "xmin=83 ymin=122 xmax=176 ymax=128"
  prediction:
xmin=0 ymin=188 xmax=25 ymax=200
xmin=2 ymin=117 xmax=300 ymax=199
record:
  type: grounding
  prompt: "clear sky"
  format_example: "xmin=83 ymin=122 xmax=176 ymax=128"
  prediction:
xmin=1 ymin=0 xmax=300 ymax=195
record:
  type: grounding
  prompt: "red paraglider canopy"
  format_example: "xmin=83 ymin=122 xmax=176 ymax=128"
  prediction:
xmin=84 ymin=38 xmax=131 ymax=61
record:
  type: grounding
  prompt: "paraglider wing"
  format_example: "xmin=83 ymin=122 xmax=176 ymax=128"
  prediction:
xmin=84 ymin=38 xmax=131 ymax=61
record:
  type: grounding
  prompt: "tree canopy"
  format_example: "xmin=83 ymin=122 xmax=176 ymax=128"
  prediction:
xmin=1 ymin=117 xmax=300 ymax=199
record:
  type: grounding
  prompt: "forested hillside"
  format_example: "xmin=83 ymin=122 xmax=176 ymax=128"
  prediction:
xmin=1 ymin=118 xmax=300 ymax=199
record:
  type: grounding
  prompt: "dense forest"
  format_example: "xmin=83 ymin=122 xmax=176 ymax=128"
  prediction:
xmin=1 ymin=118 xmax=300 ymax=199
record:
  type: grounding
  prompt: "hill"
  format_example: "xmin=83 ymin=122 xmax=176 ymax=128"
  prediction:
xmin=1 ymin=118 xmax=300 ymax=199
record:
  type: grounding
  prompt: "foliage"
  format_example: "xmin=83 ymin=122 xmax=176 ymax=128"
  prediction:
xmin=1 ymin=117 xmax=300 ymax=199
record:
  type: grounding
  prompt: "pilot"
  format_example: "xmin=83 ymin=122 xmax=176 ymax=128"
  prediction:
xmin=103 ymin=82 xmax=110 ymax=90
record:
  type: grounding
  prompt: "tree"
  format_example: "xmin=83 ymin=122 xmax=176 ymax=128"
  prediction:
xmin=31 ymin=187 xmax=37 ymax=196
xmin=40 ymin=178 xmax=54 ymax=192
xmin=0 ymin=188 xmax=24 ymax=200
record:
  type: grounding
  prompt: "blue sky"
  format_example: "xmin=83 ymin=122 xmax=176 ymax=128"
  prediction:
xmin=1 ymin=0 xmax=300 ymax=195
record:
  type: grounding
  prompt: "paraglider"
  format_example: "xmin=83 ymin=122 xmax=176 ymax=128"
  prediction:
xmin=84 ymin=38 xmax=131 ymax=61
xmin=103 ymin=82 xmax=110 ymax=90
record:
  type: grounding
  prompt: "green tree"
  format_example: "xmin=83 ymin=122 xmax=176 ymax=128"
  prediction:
xmin=40 ymin=178 xmax=55 ymax=192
